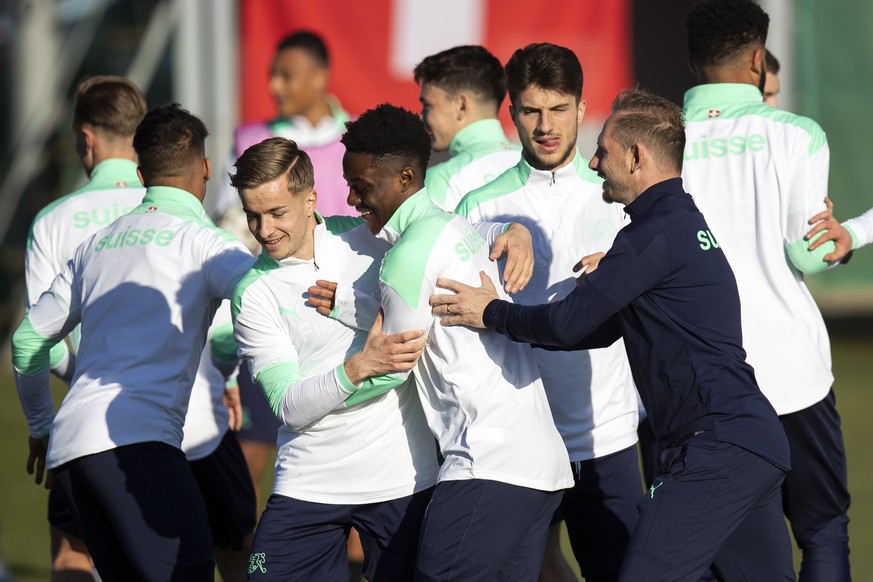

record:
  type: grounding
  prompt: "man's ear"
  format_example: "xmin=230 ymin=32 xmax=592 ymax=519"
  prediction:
xmin=630 ymin=144 xmax=641 ymax=173
xmin=136 ymin=166 xmax=147 ymax=187
xmin=203 ymin=157 xmax=211 ymax=183
xmin=576 ymin=99 xmax=587 ymax=125
xmin=456 ymin=92 xmax=470 ymax=120
xmin=305 ymin=188 xmax=318 ymax=215
xmin=399 ymin=166 xmax=416 ymax=190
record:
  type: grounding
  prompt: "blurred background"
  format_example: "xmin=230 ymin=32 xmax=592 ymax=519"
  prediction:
xmin=0 ymin=1 xmax=870 ymax=580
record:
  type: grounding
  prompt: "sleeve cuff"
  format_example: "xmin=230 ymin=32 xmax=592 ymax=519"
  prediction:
xmin=335 ymin=363 xmax=359 ymax=393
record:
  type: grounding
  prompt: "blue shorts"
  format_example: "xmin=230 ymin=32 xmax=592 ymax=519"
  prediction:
xmin=52 ymin=442 xmax=214 ymax=581
xmin=237 ymin=360 xmax=281 ymax=445
xmin=249 ymin=488 xmax=433 ymax=581
xmin=189 ymin=430 xmax=257 ymax=550
xmin=416 ymin=479 xmax=563 ymax=582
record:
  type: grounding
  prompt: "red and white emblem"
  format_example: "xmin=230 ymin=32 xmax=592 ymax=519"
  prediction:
xmin=146 ymin=206 xmax=159 ymax=213
xmin=115 ymin=181 xmax=128 ymax=188
xmin=707 ymin=109 xmax=721 ymax=118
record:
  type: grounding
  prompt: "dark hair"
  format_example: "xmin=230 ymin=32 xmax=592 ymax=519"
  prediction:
xmin=414 ymin=45 xmax=506 ymax=109
xmin=765 ymin=49 xmax=780 ymax=75
xmin=133 ymin=103 xmax=208 ymax=178
xmin=341 ymin=103 xmax=431 ymax=172
xmin=609 ymin=88 xmax=686 ymax=173
xmin=276 ymin=30 xmax=329 ymax=68
xmin=505 ymin=43 xmax=583 ymax=106
xmin=74 ymin=75 xmax=147 ymax=137
xmin=230 ymin=137 xmax=314 ymax=194
xmin=685 ymin=0 xmax=769 ymax=70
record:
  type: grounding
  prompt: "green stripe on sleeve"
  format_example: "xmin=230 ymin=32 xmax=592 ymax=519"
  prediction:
xmin=12 ymin=315 xmax=56 ymax=374
xmin=210 ymin=321 xmax=238 ymax=364
xmin=49 ymin=341 xmax=70 ymax=368
xmin=253 ymin=361 xmax=303 ymax=417
xmin=342 ymin=374 xmax=411 ymax=408
xmin=785 ymin=231 xmax=835 ymax=274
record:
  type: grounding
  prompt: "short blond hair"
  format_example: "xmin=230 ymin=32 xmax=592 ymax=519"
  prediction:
xmin=230 ymin=137 xmax=315 ymax=195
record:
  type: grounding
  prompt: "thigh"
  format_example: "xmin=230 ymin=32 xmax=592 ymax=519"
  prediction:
xmin=618 ymin=438 xmax=788 ymax=582
xmin=780 ymin=390 xmax=850 ymax=547
xmin=415 ymin=480 xmax=560 ymax=582
xmin=189 ymin=431 xmax=257 ymax=551
xmin=351 ymin=488 xmax=433 ymax=582
xmin=248 ymin=494 xmax=350 ymax=582
xmin=562 ymin=445 xmax=642 ymax=581
xmin=70 ymin=443 xmax=214 ymax=582
xmin=712 ymin=480 xmax=795 ymax=581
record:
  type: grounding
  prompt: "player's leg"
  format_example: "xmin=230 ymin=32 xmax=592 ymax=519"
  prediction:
xmin=711 ymin=475 xmax=795 ymax=581
xmin=189 ymin=431 xmax=257 ymax=582
xmin=48 ymin=486 xmax=95 ymax=582
xmin=496 ymin=489 xmax=563 ymax=582
xmin=59 ymin=443 xmax=214 ymax=581
xmin=247 ymin=495 xmax=350 ymax=581
xmin=780 ymin=389 xmax=851 ymax=581
xmin=350 ymin=487 xmax=433 ymax=582
xmin=618 ymin=436 xmax=792 ymax=581
xmin=561 ymin=445 xmax=642 ymax=582
xmin=416 ymin=479 xmax=562 ymax=582
xmin=538 ymin=519 xmax=578 ymax=582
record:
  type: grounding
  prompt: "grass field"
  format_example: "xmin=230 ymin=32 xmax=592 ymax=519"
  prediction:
xmin=0 ymin=330 xmax=870 ymax=581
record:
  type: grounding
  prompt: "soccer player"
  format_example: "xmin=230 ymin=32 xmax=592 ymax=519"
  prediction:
xmin=12 ymin=103 xmax=254 ymax=581
xmin=764 ymin=49 xmax=781 ymax=107
xmin=455 ymin=43 xmax=641 ymax=581
xmin=682 ymin=1 xmax=851 ymax=578
xmin=414 ymin=45 xmax=520 ymax=211
xmin=229 ymin=137 xmax=437 ymax=581
xmin=24 ymin=78 xmax=256 ymax=582
xmin=432 ymin=88 xmax=795 ymax=581
xmin=23 ymin=74 xmax=146 ymax=582
xmin=339 ymin=103 xmax=572 ymax=581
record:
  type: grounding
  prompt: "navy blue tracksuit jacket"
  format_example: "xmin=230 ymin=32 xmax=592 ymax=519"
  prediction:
xmin=484 ymin=177 xmax=790 ymax=471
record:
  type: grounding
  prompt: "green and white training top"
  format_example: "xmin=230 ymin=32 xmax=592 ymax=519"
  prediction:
xmin=844 ymin=206 xmax=873 ymax=250
xmin=13 ymin=186 xmax=253 ymax=469
xmin=23 ymin=159 xmax=241 ymax=461
xmin=456 ymin=151 xmax=639 ymax=462
xmin=232 ymin=214 xmax=438 ymax=504
xmin=425 ymin=119 xmax=521 ymax=212
xmin=376 ymin=188 xmax=573 ymax=491
xmin=682 ymin=83 xmax=834 ymax=414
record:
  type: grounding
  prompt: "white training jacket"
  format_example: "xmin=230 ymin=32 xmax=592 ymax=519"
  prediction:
xmin=682 ymin=83 xmax=834 ymax=414
xmin=13 ymin=186 xmax=253 ymax=469
xmin=232 ymin=214 xmax=438 ymax=504
xmin=24 ymin=159 xmax=237 ymax=460
xmin=375 ymin=188 xmax=573 ymax=492
xmin=456 ymin=151 xmax=640 ymax=462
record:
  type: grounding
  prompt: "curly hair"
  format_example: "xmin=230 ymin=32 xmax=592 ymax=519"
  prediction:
xmin=685 ymin=0 xmax=769 ymax=69
xmin=505 ymin=43 xmax=582 ymax=106
xmin=414 ymin=45 xmax=506 ymax=109
xmin=134 ymin=103 xmax=208 ymax=179
xmin=341 ymin=103 xmax=431 ymax=172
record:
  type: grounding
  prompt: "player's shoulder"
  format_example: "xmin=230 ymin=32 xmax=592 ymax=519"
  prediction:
xmin=455 ymin=161 xmax=526 ymax=215
xmin=231 ymin=253 xmax=280 ymax=318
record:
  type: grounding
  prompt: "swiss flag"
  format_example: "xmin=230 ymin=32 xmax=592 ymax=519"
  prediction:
xmin=239 ymin=0 xmax=632 ymax=128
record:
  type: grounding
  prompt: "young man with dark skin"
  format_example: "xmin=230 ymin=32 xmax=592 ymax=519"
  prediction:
xmin=431 ymin=88 xmax=795 ymax=581
xmin=683 ymin=2 xmax=853 ymax=578
xmin=339 ymin=104 xmax=572 ymax=581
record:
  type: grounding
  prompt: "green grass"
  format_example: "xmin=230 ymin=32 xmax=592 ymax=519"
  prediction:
xmin=1 ymin=332 xmax=871 ymax=581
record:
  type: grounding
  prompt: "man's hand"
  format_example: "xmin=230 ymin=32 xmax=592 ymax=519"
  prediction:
xmin=27 ymin=436 xmax=51 ymax=489
xmin=805 ymin=196 xmax=853 ymax=262
xmin=430 ymin=271 xmax=499 ymax=329
xmin=224 ymin=387 xmax=243 ymax=431
xmin=491 ymin=223 xmax=534 ymax=294
xmin=307 ymin=280 xmax=338 ymax=315
xmin=573 ymin=252 xmax=605 ymax=283
xmin=343 ymin=311 xmax=426 ymax=384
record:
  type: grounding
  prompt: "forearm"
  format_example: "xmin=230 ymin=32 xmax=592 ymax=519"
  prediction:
xmin=844 ymin=207 xmax=873 ymax=250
